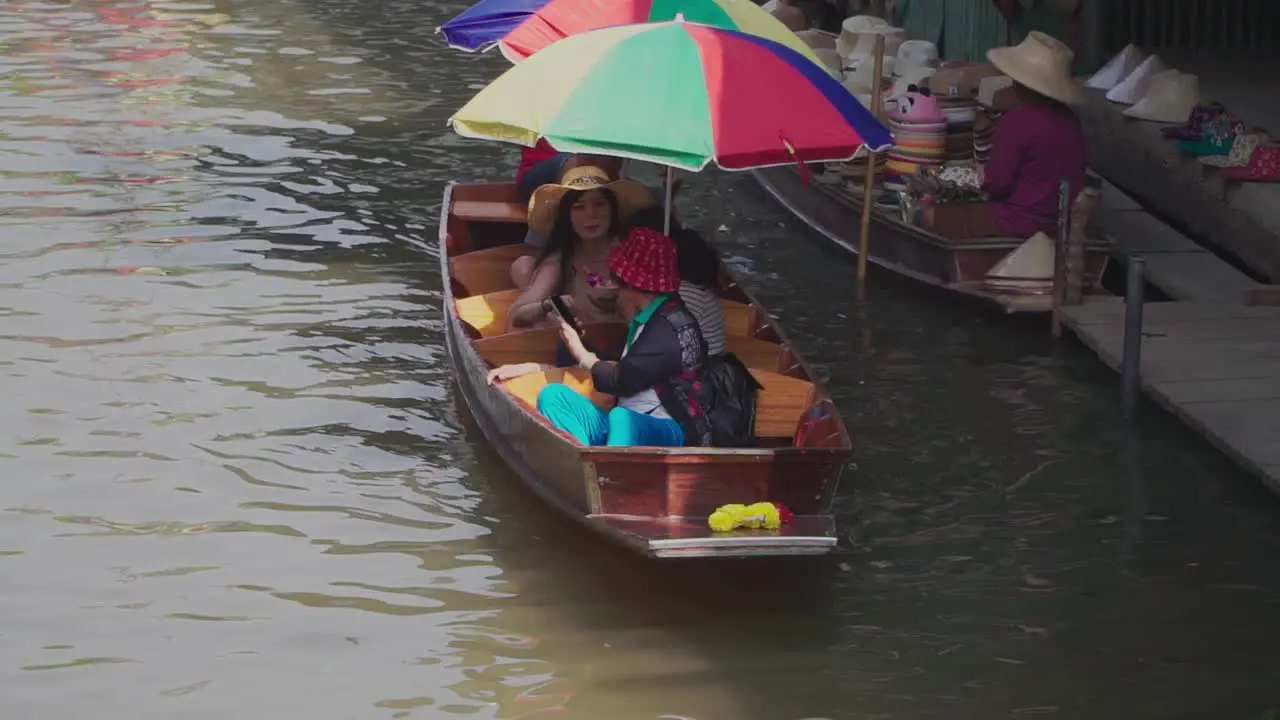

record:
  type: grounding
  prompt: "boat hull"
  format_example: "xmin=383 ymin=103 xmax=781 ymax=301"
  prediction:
xmin=440 ymin=181 xmax=851 ymax=559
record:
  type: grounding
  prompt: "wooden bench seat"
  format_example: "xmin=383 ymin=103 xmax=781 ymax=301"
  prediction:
xmin=452 ymin=200 xmax=527 ymax=224
xmin=455 ymin=288 xmax=523 ymax=338
xmin=749 ymin=369 xmax=816 ymax=438
xmin=502 ymin=366 xmax=813 ymax=441
xmin=724 ymin=335 xmax=784 ymax=372
xmin=503 ymin=367 xmax=611 ymax=411
xmin=455 ymin=285 xmax=758 ymax=340
xmin=449 ymin=244 xmax=529 ymax=297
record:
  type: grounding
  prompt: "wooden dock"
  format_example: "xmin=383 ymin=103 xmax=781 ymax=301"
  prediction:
xmin=1059 ymin=299 xmax=1280 ymax=493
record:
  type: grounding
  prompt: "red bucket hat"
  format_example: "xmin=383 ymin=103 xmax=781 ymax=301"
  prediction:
xmin=608 ymin=227 xmax=680 ymax=293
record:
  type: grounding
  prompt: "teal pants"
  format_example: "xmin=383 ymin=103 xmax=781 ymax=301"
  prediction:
xmin=536 ymin=384 xmax=684 ymax=447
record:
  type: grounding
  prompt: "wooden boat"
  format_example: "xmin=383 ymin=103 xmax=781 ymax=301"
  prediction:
xmin=440 ymin=181 xmax=851 ymax=559
xmin=752 ymin=164 xmax=1115 ymax=314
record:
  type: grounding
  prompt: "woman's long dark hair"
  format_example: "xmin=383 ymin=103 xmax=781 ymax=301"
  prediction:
xmin=627 ymin=206 xmax=720 ymax=288
xmin=536 ymin=187 xmax=620 ymax=294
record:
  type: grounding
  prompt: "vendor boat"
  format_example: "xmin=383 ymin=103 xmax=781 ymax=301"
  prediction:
xmin=752 ymin=164 xmax=1115 ymax=314
xmin=440 ymin=180 xmax=852 ymax=559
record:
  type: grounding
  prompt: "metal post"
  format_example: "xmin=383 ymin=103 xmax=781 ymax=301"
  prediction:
xmin=1050 ymin=178 xmax=1070 ymax=339
xmin=1121 ymin=256 xmax=1146 ymax=420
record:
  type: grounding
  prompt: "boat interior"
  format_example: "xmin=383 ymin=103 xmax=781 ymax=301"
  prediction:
xmin=444 ymin=182 xmax=849 ymax=453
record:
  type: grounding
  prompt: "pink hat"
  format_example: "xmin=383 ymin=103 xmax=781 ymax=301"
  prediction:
xmin=887 ymin=91 xmax=946 ymax=124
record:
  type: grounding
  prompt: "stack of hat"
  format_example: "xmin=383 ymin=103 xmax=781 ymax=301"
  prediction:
xmin=973 ymin=75 xmax=1014 ymax=163
xmin=926 ymin=63 xmax=999 ymax=163
xmin=884 ymin=90 xmax=947 ymax=178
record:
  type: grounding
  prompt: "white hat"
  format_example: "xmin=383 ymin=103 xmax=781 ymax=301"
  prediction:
xmin=985 ymin=232 xmax=1056 ymax=289
xmin=1123 ymin=70 xmax=1199 ymax=122
xmin=894 ymin=40 xmax=938 ymax=75
xmin=838 ymin=26 xmax=906 ymax=63
xmin=835 ymin=15 xmax=888 ymax=57
xmin=813 ymin=48 xmax=843 ymax=75
xmin=1084 ymin=43 xmax=1146 ymax=91
xmin=794 ymin=29 xmax=836 ymax=51
xmin=1105 ymin=54 xmax=1166 ymax=104
xmin=987 ymin=31 xmax=1082 ymax=105
xmin=976 ymin=75 xmax=1015 ymax=107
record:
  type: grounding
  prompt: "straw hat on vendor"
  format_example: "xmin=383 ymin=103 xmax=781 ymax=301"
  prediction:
xmin=527 ymin=165 xmax=655 ymax=235
xmin=986 ymin=31 xmax=1082 ymax=105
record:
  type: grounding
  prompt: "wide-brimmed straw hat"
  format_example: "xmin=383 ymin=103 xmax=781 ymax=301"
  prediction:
xmin=527 ymin=166 xmax=655 ymax=236
xmin=608 ymin=227 xmax=680 ymax=293
xmin=986 ymin=31 xmax=1082 ymax=105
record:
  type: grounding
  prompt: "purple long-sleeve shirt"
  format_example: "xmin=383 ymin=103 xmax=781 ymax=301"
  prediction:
xmin=982 ymin=101 xmax=1087 ymax=238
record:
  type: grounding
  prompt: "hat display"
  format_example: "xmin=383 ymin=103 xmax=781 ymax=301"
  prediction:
xmin=527 ymin=166 xmax=655 ymax=236
xmin=608 ymin=227 xmax=680 ymax=293
xmin=1105 ymin=54 xmax=1166 ymax=104
xmin=976 ymin=75 xmax=1015 ymax=108
xmin=987 ymin=31 xmax=1082 ymax=105
xmin=973 ymin=108 xmax=1000 ymax=164
xmin=1161 ymin=101 xmax=1226 ymax=140
xmin=835 ymin=15 xmax=891 ymax=57
xmin=794 ymin=29 xmax=836 ymax=51
xmin=1219 ymin=144 xmax=1280 ymax=183
xmin=888 ymin=66 xmax=936 ymax=99
xmin=813 ymin=48 xmax=843 ymax=74
xmin=1123 ymin=70 xmax=1199 ymax=122
xmin=985 ymin=232 xmax=1056 ymax=291
xmin=1201 ymin=131 xmax=1269 ymax=168
xmin=1084 ymin=44 xmax=1146 ymax=91
xmin=895 ymin=40 xmax=938 ymax=74
xmin=1177 ymin=114 xmax=1244 ymax=157
xmin=885 ymin=90 xmax=947 ymax=177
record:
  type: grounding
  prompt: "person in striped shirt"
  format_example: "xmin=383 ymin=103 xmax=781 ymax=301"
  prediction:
xmin=627 ymin=207 xmax=726 ymax=357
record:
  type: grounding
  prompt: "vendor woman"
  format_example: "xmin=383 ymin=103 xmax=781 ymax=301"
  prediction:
xmin=921 ymin=32 xmax=1085 ymax=240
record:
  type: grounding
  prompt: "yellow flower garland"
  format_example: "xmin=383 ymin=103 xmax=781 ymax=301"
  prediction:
xmin=707 ymin=502 xmax=782 ymax=533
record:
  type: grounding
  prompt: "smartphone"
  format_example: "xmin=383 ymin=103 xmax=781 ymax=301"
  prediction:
xmin=549 ymin=295 xmax=583 ymax=333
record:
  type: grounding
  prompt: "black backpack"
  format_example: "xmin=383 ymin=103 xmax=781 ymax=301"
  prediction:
xmin=700 ymin=353 xmax=763 ymax=448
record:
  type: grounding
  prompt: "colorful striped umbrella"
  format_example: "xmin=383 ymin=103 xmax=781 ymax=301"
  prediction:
xmin=448 ymin=20 xmax=892 ymax=172
xmin=438 ymin=0 xmax=830 ymax=71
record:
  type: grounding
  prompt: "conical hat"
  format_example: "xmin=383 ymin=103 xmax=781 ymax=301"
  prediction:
xmin=986 ymin=32 xmax=1081 ymax=105
xmin=1123 ymin=70 xmax=1199 ymax=122
xmin=985 ymin=232 xmax=1056 ymax=286
xmin=1105 ymin=54 xmax=1166 ymax=104
xmin=1085 ymin=44 xmax=1145 ymax=90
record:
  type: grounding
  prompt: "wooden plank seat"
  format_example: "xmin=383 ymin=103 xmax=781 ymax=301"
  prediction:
xmin=455 ymin=284 xmax=757 ymax=340
xmin=455 ymin=288 xmax=523 ymax=338
xmin=452 ymin=199 xmax=527 ymax=224
xmin=503 ymin=367 xmax=612 ymax=410
xmin=724 ymin=335 xmax=784 ymax=372
xmin=749 ymin=369 xmax=816 ymax=438
xmin=449 ymin=244 xmax=529 ymax=297
xmin=503 ymin=366 xmax=813 ymax=441
xmin=474 ymin=324 xmax=629 ymax=368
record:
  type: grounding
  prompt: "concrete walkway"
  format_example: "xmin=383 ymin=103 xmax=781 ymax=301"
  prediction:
xmin=1077 ymin=55 xmax=1280 ymax=283
xmin=1060 ymin=299 xmax=1280 ymax=494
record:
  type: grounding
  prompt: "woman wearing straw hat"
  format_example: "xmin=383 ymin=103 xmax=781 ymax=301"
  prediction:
xmin=919 ymin=31 xmax=1086 ymax=240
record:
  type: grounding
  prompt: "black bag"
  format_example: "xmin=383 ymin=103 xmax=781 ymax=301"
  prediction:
xmin=700 ymin=353 xmax=763 ymax=447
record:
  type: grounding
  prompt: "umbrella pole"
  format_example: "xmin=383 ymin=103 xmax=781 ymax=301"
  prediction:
xmin=663 ymin=166 xmax=674 ymax=235
xmin=856 ymin=34 xmax=886 ymax=290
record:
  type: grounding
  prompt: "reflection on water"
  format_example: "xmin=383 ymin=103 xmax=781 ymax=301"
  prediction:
xmin=2 ymin=0 xmax=1280 ymax=718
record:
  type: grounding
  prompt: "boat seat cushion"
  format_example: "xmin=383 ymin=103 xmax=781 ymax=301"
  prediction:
xmin=452 ymin=200 xmax=527 ymax=224
xmin=449 ymin=244 xmax=529 ymax=297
